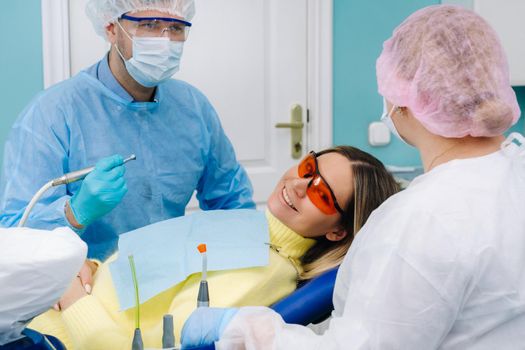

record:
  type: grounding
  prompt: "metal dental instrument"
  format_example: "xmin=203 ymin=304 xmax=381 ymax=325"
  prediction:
xmin=51 ymin=154 xmax=136 ymax=186
xmin=17 ymin=154 xmax=136 ymax=227
xmin=197 ymin=244 xmax=209 ymax=307
xmin=129 ymin=255 xmax=144 ymax=350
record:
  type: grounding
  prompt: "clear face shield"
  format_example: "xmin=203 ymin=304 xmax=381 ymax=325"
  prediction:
xmin=119 ymin=14 xmax=192 ymax=42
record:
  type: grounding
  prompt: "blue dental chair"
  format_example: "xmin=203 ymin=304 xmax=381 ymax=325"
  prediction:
xmin=188 ymin=267 xmax=339 ymax=350
xmin=0 ymin=329 xmax=66 ymax=350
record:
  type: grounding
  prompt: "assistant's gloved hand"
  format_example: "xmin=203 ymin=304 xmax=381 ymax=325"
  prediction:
xmin=69 ymin=155 xmax=128 ymax=226
xmin=181 ymin=307 xmax=239 ymax=349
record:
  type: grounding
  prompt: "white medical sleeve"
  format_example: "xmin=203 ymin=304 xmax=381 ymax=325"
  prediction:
xmin=216 ymin=207 xmax=472 ymax=349
xmin=0 ymin=227 xmax=87 ymax=345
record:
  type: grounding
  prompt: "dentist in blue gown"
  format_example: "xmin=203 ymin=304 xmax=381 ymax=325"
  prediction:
xmin=0 ymin=0 xmax=254 ymax=266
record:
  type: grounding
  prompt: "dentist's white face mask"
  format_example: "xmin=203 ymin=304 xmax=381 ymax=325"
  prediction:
xmin=380 ymin=98 xmax=408 ymax=145
xmin=116 ymin=21 xmax=183 ymax=88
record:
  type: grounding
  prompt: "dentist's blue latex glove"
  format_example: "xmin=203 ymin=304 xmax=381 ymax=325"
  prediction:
xmin=69 ymin=155 xmax=128 ymax=226
xmin=181 ymin=307 xmax=239 ymax=349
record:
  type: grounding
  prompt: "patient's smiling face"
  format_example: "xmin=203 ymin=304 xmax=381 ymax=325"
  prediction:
xmin=267 ymin=152 xmax=354 ymax=239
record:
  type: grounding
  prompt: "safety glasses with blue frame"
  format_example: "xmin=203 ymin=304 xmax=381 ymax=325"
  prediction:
xmin=119 ymin=14 xmax=192 ymax=42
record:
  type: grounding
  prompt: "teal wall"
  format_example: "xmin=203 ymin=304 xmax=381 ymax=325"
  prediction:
xmin=0 ymin=1 xmax=524 ymax=169
xmin=333 ymin=0 xmax=437 ymax=166
xmin=0 ymin=2 xmax=43 ymax=166
xmin=333 ymin=0 xmax=525 ymax=166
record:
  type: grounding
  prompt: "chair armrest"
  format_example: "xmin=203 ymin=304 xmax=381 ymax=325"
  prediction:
xmin=270 ymin=267 xmax=338 ymax=325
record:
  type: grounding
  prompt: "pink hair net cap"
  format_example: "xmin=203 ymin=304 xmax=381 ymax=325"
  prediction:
xmin=86 ymin=0 xmax=196 ymax=38
xmin=376 ymin=5 xmax=520 ymax=138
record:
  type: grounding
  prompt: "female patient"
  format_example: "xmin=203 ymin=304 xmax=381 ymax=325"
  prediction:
xmin=30 ymin=146 xmax=398 ymax=349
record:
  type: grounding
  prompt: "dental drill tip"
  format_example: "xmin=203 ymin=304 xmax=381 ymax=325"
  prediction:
xmin=124 ymin=154 xmax=137 ymax=163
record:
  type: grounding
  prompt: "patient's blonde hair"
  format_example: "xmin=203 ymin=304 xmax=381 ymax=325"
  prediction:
xmin=299 ymin=146 xmax=399 ymax=280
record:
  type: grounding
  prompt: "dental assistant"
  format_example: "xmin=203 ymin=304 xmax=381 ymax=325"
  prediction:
xmin=181 ymin=5 xmax=525 ymax=349
xmin=0 ymin=0 xmax=254 ymax=262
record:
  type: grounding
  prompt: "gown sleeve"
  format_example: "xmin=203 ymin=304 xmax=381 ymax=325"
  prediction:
xmin=0 ymin=100 xmax=76 ymax=230
xmin=194 ymin=97 xmax=255 ymax=210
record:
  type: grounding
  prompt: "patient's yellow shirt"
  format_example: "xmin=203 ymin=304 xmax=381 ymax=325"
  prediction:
xmin=30 ymin=211 xmax=315 ymax=350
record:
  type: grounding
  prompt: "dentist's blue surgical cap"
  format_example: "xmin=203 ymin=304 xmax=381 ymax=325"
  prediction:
xmin=86 ymin=0 xmax=196 ymax=37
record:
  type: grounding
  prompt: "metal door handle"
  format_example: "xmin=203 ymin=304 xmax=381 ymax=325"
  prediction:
xmin=275 ymin=122 xmax=304 ymax=129
xmin=275 ymin=104 xmax=303 ymax=159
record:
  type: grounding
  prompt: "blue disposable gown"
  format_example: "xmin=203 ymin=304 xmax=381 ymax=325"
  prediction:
xmin=0 ymin=58 xmax=254 ymax=261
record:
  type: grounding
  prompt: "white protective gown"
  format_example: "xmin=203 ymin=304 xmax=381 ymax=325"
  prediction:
xmin=0 ymin=227 xmax=86 ymax=345
xmin=216 ymin=133 xmax=525 ymax=350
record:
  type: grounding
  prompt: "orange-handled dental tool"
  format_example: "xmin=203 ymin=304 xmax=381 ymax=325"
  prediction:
xmin=197 ymin=244 xmax=209 ymax=307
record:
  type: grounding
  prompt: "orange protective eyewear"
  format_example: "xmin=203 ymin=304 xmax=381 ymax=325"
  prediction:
xmin=298 ymin=151 xmax=345 ymax=216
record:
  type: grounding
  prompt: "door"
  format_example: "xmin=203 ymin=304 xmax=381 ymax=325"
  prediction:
xmin=42 ymin=0 xmax=333 ymax=208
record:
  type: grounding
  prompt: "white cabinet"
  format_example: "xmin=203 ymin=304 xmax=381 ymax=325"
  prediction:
xmin=474 ymin=0 xmax=525 ymax=86
xmin=444 ymin=0 xmax=525 ymax=86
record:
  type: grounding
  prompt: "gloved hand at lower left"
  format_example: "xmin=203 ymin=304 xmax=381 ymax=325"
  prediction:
xmin=69 ymin=155 xmax=128 ymax=226
xmin=181 ymin=307 xmax=239 ymax=349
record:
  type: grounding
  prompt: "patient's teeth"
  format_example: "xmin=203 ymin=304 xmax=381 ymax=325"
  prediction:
xmin=282 ymin=188 xmax=296 ymax=210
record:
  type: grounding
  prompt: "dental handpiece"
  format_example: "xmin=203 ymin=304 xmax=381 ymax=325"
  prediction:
xmin=197 ymin=244 xmax=209 ymax=308
xmin=51 ymin=154 xmax=136 ymax=186
xmin=17 ymin=154 xmax=137 ymax=228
